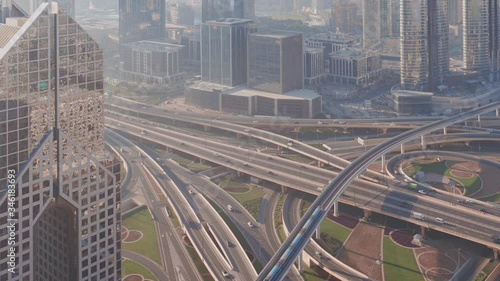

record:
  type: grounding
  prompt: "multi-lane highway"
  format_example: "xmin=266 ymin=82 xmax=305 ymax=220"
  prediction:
xmin=106 ymin=132 xmax=201 ymax=281
xmin=106 ymin=96 xmax=500 ymax=280
xmin=106 ymin=110 xmax=500 ymax=278
xmin=257 ymin=101 xmax=500 ymax=281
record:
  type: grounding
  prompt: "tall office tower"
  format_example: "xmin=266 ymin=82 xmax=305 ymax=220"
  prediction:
xmin=400 ymin=0 xmax=449 ymax=91
xmin=379 ymin=0 xmax=399 ymax=38
xmin=232 ymin=0 xmax=255 ymax=19
xmin=363 ymin=0 xmax=381 ymax=48
xmin=334 ymin=2 xmax=358 ymax=34
xmin=202 ymin=0 xmax=231 ymax=22
xmin=247 ymin=30 xmax=304 ymax=94
xmin=169 ymin=2 xmax=195 ymax=25
xmin=119 ymin=0 xmax=165 ymax=45
xmin=463 ymin=0 xmax=490 ymax=72
xmin=463 ymin=0 xmax=500 ymax=80
xmin=447 ymin=0 xmax=461 ymax=25
xmin=0 ymin=2 xmax=121 ymax=281
xmin=201 ymin=18 xmax=253 ymax=86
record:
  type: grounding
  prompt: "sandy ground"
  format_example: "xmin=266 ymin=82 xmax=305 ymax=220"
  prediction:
xmin=338 ymin=222 xmax=384 ymax=281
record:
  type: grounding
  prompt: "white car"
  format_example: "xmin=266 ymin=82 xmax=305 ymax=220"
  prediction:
xmin=418 ymin=189 xmax=428 ymax=195
xmin=435 ymin=217 xmax=444 ymax=224
xmin=247 ymin=222 xmax=254 ymax=228
xmin=244 ymin=129 xmax=250 ymax=132
xmin=222 ymin=270 xmax=230 ymax=278
xmin=227 ymin=205 xmax=233 ymax=211
xmin=188 ymin=190 xmax=194 ymax=195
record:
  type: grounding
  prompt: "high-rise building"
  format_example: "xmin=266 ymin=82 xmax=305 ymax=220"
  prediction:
xmin=202 ymin=0 xmax=231 ymax=22
xmin=119 ymin=0 xmax=165 ymax=45
xmin=201 ymin=18 xmax=253 ymax=86
xmin=363 ymin=0 xmax=381 ymax=48
xmin=169 ymin=2 xmax=195 ymax=25
xmin=202 ymin=0 xmax=254 ymax=22
xmin=400 ymin=0 xmax=449 ymax=91
xmin=334 ymin=2 xmax=358 ymax=34
xmin=247 ymin=30 xmax=304 ymax=94
xmin=363 ymin=0 xmax=399 ymax=47
xmin=448 ymin=0 xmax=462 ymax=25
xmin=463 ymin=0 xmax=500 ymax=80
xmin=233 ymin=0 xmax=255 ymax=19
xmin=0 ymin=2 xmax=121 ymax=281
xmin=380 ymin=0 xmax=399 ymax=38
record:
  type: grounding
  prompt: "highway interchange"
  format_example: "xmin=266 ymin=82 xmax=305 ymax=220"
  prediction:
xmin=106 ymin=96 xmax=500 ymax=281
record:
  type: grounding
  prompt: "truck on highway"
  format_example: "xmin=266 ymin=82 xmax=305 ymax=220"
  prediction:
xmin=411 ymin=212 xmax=425 ymax=220
xmin=408 ymin=183 xmax=418 ymax=189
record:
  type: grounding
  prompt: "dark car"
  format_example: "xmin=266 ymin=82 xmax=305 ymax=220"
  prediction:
xmin=479 ymin=208 xmax=488 ymax=214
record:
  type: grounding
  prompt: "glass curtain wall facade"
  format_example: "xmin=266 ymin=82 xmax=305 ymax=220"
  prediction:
xmin=247 ymin=31 xmax=304 ymax=94
xmin=118 ymin=0 xmax=165 ymax=45
xmin=400 ymin=0 xmax=448 ymax=91
xmin=201 ymin=19 xmax=252 ymax=86
xmin=0 ymin=3 xmax=121 ymax=281
xmin=463 ymin=0 xmax=490 ymax=72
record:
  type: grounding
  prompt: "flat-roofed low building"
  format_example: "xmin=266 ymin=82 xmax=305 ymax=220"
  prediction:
xmin=121 ymin=40 xmax=185 ymax=84
xmin=185 ymin=82 xmax=322 ymax=118
xmin=185 ymin=81 xmax=230 ymax=110
xmin=327 ymin=48 xmax=382 ymax=85
xmin=392 ymin=89 xmax=433 ymax=114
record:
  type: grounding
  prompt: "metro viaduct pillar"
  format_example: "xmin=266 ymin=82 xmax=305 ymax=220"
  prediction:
xmin=493 ymin=248 xmax=499 ymax=260
xmin=380 ymin=154 xmax=385 ymax=173
xmin=496 ymin=108 xmax=500 ymax=117
xmin=316 ymin=225 xmax=321 ymax=240
xmin=281 ymin=185 xmax=289 ymax=194
xmin=400 ymin=144 xmax=405 ymax=154
xmin=317 ymin=160 xmax=324 ymax=168
xmin=420 ymin=226 xmax=427 ymax=239
xmin=478 ymin=114 xmax=481 ymax=123
xmin=363 ymin=209 xmax=372 ymax=218
xmin=443 ymin=127 xmax=447 ymax=135
xmin=204 ymin=125 xmax=209 ymax=131
xmin=420 ymin=135 xmax=426 ymax=150
xmin=199 ymin=158 xmax=205 ymax=164
xmin=333 ymin=200 xmax=339 ymax=217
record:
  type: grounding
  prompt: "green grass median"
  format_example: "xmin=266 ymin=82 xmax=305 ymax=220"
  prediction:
xmin=383 ymin=237 xmax=423 ymax=281
xmin=122 ymin=207 xmax=162 ymax=265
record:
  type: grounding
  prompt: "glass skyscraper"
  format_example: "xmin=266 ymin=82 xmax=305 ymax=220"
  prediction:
xmin=0 ymin=2 xmax=121 ymax=280
xmin=201 ymin=18 xmax=253 ymax=86
xmin=400 ymin=0 xmax=449 ymax=91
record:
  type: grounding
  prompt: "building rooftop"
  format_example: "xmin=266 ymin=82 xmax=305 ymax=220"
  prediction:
xmin=331 ymin=48 xmax=377 ymax=58
xmin=249 ymin=29 xmax=302 ymax=39
xmin=307 ymin=32 xmax=354 ymax=43
xmin=205 ymin=18 xmax=253 ymax=26
xmin=224 ymin=87 xmax=320 ymax=100
xmin=188 ymin=81 xmax=233 ymax=92
xmin=393 ymin=90 xmax=434 ymax=97
xmin=121 ymin=40 xmax=183 ymax=53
